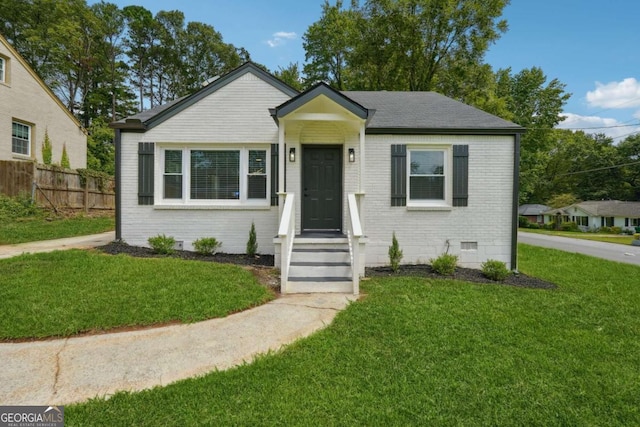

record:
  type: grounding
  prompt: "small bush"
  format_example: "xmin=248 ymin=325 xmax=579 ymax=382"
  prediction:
xmin=246 ymin=222 xmax=258 ymax=257
xmin=560 ymin=222 xmax=579 ymax=232
xmin=528 ymin=222 xmax=540 ymax=229
xmin=42 ymin=130 xmax=53 ymax=165
xmin=61 ymin=144 xmax=71 ymax=169
xmin=634 ymin=233 xmax=640 ymax=240
xmin=610 ymin=226 xmax=622 ymax=235
xmin=518 ymin=216 xmax=530 ymax=228
xmin=148 ymin=234 xmax=176 ymax=255
xmin=543 ymin=223 xmax=555 ymax=230
xmin=388 ymin=232 xmax=403 ymax=273
xmin=481 ymin=259 xmax=511 ymax=281
xmin=0 ymin=193 xmax=39 ymax=220
xmin=193 ymin=237 xmax=222 ymax=255
xmin=430 ymin=253 xmax=458 ymax=276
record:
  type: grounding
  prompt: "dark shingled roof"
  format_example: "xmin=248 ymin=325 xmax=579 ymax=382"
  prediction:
xmin=545 ymin=201 xmax=640 ymax=218
xmin=343 ymin=91 xmax=523 ymax=132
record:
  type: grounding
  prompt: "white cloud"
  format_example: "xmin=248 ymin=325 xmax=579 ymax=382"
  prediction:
xmin=586 ymin=78 xmax=640 ymax=109
xmin=557 ymin=112 xmax=640 ymax=142
xmin=266 ymin=31 xmax=297 ymax=48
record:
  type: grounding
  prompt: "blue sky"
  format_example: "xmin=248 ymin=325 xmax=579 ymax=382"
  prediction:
xmin=102 ymin=0 xmax=640 ymax=142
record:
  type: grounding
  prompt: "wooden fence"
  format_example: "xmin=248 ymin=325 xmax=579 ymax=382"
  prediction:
xmin=0 ymin=160 xmax=115 ymax=211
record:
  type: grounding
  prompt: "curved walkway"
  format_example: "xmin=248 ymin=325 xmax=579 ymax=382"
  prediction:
xmin=0 ymin=233 xmax=358 ymax=405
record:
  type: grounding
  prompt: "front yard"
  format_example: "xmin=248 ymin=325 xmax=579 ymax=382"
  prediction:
xmin=520 ymin=227 xmax=635 ymax=245
xmin=65 ymin=245 xmax=640 ymax=426
xmin=0 ymin=250 xmax=274 ymax=340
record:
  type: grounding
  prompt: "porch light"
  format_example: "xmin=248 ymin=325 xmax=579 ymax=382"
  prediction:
xmin=348 ymin=148 xmax=355 ymax=163
xmin=289 ymin=147 xmax=296 ymax=162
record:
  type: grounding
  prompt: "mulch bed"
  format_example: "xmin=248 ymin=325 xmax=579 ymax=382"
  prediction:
xmin=97 ymin=242 xmax=557 ymax=290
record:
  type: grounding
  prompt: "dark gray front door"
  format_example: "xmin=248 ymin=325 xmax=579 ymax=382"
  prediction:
xmin=302 ymin=146 xmax=342 ymax=231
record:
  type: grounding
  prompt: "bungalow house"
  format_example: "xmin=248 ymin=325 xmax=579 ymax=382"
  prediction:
xmin=0 ymin=34 xmax=86 ymax=168
xmin=543 ymin=200 xmax=640 ymax=232
xmin=518 ymin=204 xmax=549 ymax=224
xmin=111 ymin=63 xmax=524 ymax=294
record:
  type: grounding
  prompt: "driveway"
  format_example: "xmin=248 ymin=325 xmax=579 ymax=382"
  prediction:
xmin=518 ymin=232 xmax=640 ymax=266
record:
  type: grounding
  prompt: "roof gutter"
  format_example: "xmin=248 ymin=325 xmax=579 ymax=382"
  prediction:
xmin=511 ymin=133 xmax=521 ymax=272
xmin=109 ymin=119 xmax=147 ymax=131
xmin=365 ymin=127 xmax=526 ymax=135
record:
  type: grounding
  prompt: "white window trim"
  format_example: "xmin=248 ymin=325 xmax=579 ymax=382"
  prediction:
xmin=11 ymin=121 xmax=31 ymax=157
xmin=406 ymin=145 xmax=452 ymax=208
xmin=0 ymin=57 xmax=5 ymax=83
xmin=155 ymin=144 xmax=270 ymax=208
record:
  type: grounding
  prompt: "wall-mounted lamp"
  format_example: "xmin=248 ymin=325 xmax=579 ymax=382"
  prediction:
xmin=348 ymin=148 xmax=355 ymax=163
xmin=289 ymin=147 xmax=296 ymax=162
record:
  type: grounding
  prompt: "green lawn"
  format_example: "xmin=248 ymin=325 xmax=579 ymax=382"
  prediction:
xmin=520 ymin=227 xmax=635 ymax=245
xmin=0 ymin=250 xmax=274 ymax=339
xmin=67 ymin=245 xmax=640 ymax=426
xmin=0 ymin=215 xmax=115 ymax=245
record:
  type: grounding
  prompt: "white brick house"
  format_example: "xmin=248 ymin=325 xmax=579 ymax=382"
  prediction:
xmin=112 ymin=63 xmax=524 ymax=294
xmin=0 ymin=34 xmax=86 ymax=168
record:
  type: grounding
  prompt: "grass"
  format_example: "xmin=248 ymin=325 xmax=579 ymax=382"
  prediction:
xmin=66 ymin=245 xmax=640 ymax=426
xmin=521 ymin=227 xmax=635 ymax=245
xmin=0 ymin=250 xmax=274 ymax=339
xmin=0 ymin=215 xmax=115 ymax=245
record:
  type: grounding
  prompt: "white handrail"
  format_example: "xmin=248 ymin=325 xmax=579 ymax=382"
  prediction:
xmin=278 ymin=193 xmax=295 ymax=293
xmin=347 ymin=194 xmax=363 ymax=295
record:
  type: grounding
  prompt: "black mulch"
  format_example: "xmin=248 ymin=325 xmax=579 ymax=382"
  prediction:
xmin=366 ymin=265 xmax=557 ymax=289
xmin=97 ymin=242 xmax=556 ymax=290
xmin=97 ymin=241 xmax=274 ymax=266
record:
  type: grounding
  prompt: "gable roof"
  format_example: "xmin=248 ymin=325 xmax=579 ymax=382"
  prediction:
xmin=274 ymin=82 xmax=369 ymax=120
xmin=111 ymin=62 xmax=300 ymax=130
xmin=344 ymin=91 xmax=524 ymax=134
xmin=0 ymin=34 xmax=84 ymax=132
xmin=545 ymin=200 xmax=640 ymax=218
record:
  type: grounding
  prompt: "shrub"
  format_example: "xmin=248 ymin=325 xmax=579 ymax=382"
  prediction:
xmin=610 ymin=226 xmax=622 ymax=235
xmin=148 ymin=234 xmax=176 ymax=255
xmin=0 ymin=193 xmax=39 ymax=220
xmin=560 ymin=222 xmax=579 ymax=232
xmin=246 ymin=222 xmax=258 ymax=257
xmin=61 ymin=144 xmax=71 ymax=169
xmin=388 ymin=232 xmax=403 ymax=273
xmin=430 ymin=253 xmax=458 ymax=276
xmin=518 ymin=216 xmax=530 ymax=228
xmin=634 ymin=233 xmax=640 ymax=240
xmin=543 ymin=222 xmax=555 ymax=230
xmin=481 ymin=259 xmax=511 ymax=281
xmin=193 ymin=237 xmax=222 ymax=255
xmin=42 ymin=130 xmax=53 ymax=165
xmin=528 ymin=222 xmax=540 ymax=229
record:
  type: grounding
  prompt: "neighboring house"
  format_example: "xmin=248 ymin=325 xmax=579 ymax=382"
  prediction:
xmin=543 ymin=200 xmax=640 ymax=231
xmin=111 ymin=63 xmax=524 ymax=294
xmin=518 ymin=204 xmax=549 ymax=224
xmin=0 ymin=34 xmax=86 ymax=168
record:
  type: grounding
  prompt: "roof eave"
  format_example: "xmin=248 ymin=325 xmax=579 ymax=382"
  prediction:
xmin=364 ymin=127 xmax=526 ymax=135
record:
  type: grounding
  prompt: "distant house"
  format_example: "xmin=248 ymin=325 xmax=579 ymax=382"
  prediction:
xmin=543 ymin=200 xmax=640 ymax=231
xmin=518 ymin=204 xmax=549 ymax=224
xmin=0 ymin=34 xmax=86 ymax=168
xmin=111 ymin=63 xmax=524 ymax=294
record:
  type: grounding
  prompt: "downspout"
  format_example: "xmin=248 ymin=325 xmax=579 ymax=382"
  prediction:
xmin=114 ymin=129 xmax=122 ymax=241
xmin=511 ymin=133 xmax=521 ymax=272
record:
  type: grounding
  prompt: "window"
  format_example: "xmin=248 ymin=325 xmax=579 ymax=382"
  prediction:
xmin=12 ymin=121 xmax=31 ymax=156
xmin=0 ymin=57 xmax=5 ymax=82
xmin=159 ymin=147 xmax=268 ymax=204
xmin=631 ymin=218 xmax=640 ymax=226
xmin=575 ymin=216 xmax=588 ymax=227
xmin=601 ymin=217 xmax=614 ymax=227
xmin=408 ymin=148 xmax=448 ymax=204
xmin=163 ymin=150 xmax=182 ymax=199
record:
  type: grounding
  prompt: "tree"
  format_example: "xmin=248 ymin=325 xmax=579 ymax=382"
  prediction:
xmin=273 ymin=62 xmax=303 ymax=91
xmin=42 ymin=129 xmax=53 ymax=165
xmin=86 ymin=118 xmax=115 ymax=174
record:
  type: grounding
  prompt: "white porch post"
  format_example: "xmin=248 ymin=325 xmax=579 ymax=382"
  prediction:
xmin=278 ymin=121 xmax=286 ymax=216
xmin=358 ymin=123 xmax=366 ymax=234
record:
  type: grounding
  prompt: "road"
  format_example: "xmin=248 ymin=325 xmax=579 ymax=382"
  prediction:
xmin=518 ymin=232 xmax=640 ymax=266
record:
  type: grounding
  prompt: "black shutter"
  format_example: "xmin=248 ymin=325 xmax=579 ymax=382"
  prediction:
xmin=138 ymin=142 xmax=154 ymax=205
xmin=452 ymin=145 xmax=469 ymax=207
xmin=391 ymin=144 xmax=407 ymax=206
xmin=625 ymin=218 xmax=629 ymax=227
xmin=271 ymin=144 xmax=279 ymax=206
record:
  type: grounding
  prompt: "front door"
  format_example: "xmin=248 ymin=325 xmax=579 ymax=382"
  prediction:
xmin=302 ymin=146 xmax=342 ymax=231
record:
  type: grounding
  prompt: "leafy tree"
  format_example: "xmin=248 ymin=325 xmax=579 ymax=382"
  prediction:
xmin=546 ymin=193 xmax=579 ymax=209
xmin=86 ymin=118 xmax=115 ymax=174
xmin=273 ymin=62 xmax=303 ymax=91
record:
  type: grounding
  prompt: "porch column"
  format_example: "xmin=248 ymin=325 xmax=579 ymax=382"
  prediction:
xmin=278 ymin=121 xmax=286 ymax=216
xmin=359 ymin=123 xmax=365 ymax=194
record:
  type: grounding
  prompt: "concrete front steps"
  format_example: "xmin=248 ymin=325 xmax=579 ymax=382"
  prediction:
xmin=286 ymin=237 xmax=353 ymax=293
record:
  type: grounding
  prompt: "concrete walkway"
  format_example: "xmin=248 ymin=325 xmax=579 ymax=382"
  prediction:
xmin=0 ymin=231 xmax=115 ymax=259
xmin=0 ymin=233 xmax=358 ymax=405
xmin=0 ymin=293 xmax=356 ymax=405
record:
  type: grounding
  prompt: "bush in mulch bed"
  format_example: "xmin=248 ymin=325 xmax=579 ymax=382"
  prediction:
xmin=97 ymin=241 xmax=274 ymax=267
xmin=366 ymin=264 xmax=557 ymax=290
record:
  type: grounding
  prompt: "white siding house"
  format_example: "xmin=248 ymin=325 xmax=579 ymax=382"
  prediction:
xmin=113 ymin=63 xmax=524 ymax=294
xmin=544 ymin=201 xmax=640 ymax=232
xmin=0 ymin=34 xmax=86 ymax=168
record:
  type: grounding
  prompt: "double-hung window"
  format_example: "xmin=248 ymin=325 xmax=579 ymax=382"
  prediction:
xmin=408 ymin=147 xmax=449 ymax=206
xmin=0 ymin=57 xmax=5 ymax=83
xmin=12 ymin=121 xmax=31 ymax=156
xmin=159 ymin=147 xmax=268 ymax=205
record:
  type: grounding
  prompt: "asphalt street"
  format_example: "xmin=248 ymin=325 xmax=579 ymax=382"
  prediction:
xmin=518 ymin=232 xmax=640 ymax=266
